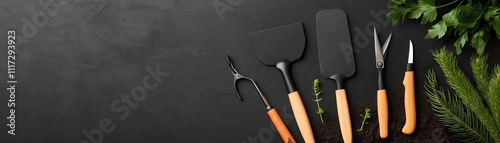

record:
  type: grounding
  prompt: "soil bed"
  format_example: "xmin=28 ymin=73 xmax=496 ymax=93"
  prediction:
xmin=316 ymin=86 xmax=455 ymax=142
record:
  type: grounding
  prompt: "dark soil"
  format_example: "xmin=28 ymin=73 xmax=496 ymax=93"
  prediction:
xmin=316 ymin=86 xmax=456 ymax=143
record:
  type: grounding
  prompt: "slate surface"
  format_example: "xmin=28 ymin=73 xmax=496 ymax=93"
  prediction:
xmin=0 ymin=0 xmax=499 ymax=142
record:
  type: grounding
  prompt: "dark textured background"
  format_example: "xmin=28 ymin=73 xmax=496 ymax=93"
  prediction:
xmin=0 ymin=0 xmax=499 ymax=142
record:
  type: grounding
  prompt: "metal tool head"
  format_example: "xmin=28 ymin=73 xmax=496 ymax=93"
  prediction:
xmin=225 ymin=56 xmax=272 ymax=109
xmin=226 ymin=56 xmax=239 ymax=76
xmin=226 ymin=56 xmax=244 ymax=100
xmin=250 ymin=22 xmax=305 ymax=66
xmin=408 ymin=40 xmax=413 ymax=64
xmin=317 ymin=9 xmax=356 ymax=89
xmin=373 ymin=27 xmax=392 ymax=69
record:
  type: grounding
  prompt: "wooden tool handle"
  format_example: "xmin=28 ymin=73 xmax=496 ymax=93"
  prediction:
xmin=402 ymin=71 xmax=416 ymax=135
xmin=288 ymin=91 xmax=315 ymax=143
xmin=335 ymin=89 xmax=352 ymax=143
xmin=267 ymin=108 xmax=296 ymax=143
xmin=377 ymin=89 xmax=389 ymax=139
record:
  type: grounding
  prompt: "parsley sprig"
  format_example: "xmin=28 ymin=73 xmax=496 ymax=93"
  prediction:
xmin=387 ymin=0 xmax=500 ymax=55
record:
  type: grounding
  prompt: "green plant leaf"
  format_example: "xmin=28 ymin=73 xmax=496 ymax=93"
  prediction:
xmin=456 ymin=1 xmax=482 ymax=29
xmin=316 ymin=108 xmax=324 ymax=114
xmin=425 ymin=21 xmax=447 ymax=39
xmin=387 ymin=3 xmax=412 ymax=25
xmin=484 ymin=6 xmax=500 ymax=39
xmin=484 ymin=6 xmax=500 ymax=21
xmin=470 ymin=29 xmax=489 ymax=55
xmin=491 ymin=19 xmax=500 ymax=39
xmin=365 ymin=108 xmax=371 ymax=118
xmin=443 ymin=9 xmax=459 ymax=28
xmin=408 ymin=0 xmax=437 ymax=24
xmin=453 ymin=32 xmax=467 ymax=55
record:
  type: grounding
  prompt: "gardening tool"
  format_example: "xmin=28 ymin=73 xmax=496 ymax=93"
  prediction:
xmin=316 ymin=9 xmax=356 ymax=143
xmin=373 ymin=27 xmax=392 ymax=139
xmin=226 ymin=55 xmax=296 ymax=143
xmin=402 ymin=40 xmax=416 ymax=135
xmin=250 ymin=22 xmax=315 ymax=143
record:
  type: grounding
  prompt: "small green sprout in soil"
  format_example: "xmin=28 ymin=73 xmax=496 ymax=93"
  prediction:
xmin=357 ymin=108 xmax=371 ymax=132
xmin=312 ymin=79 xmax=324 ymax=123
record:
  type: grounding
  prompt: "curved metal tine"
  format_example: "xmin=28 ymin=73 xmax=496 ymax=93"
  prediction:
xmin=225 ymin=56 xmax=273 ymax=109
xmin=233 ymin=82 xmax=244 ymax=101
xmin=226 ymin=56 xmax=238 ymax=75
xmin=226 ymin=55 xmax=244 ymax=100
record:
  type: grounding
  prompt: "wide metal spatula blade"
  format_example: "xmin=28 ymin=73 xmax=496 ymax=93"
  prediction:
xmin=317 ymin=9 xmax=355 ymax=82
xmin=250 ymin=22 xmax=305 ymax=66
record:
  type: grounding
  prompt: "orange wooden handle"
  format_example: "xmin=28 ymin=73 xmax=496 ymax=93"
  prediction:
xmin=288 ymin=91 xmax=315 ymax=143
xmin=402 ymin=71 xmax=416 ymax=135
xmin=267 ymin=108 xmax=296 ymax=143
xmin=335 ymin=89 xmax=352 ymax=143
xmin=377 ymin=89 xmax=389 ymax=139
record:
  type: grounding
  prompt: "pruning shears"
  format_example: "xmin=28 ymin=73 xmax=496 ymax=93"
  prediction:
xmin=373 ymin=27 xmax=392 ymax=139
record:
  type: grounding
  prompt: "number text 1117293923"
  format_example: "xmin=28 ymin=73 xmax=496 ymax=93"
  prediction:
xmin=7 ymin=30 xmax=16 ymax=136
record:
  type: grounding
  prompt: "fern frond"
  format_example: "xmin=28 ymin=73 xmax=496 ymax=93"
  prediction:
xmin=488 ymin=65 xmax=500 ymax=131
xmin=470 ymin=54 xmax=489 ymax=96
xmin=425 ymin=70 xmax=491 ymax=142
xmin=432 ymin=48 xmax=500 ymax=142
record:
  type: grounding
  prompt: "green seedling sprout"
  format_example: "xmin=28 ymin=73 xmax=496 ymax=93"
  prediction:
xmin=357 ymin=108 xmax=371 ymax=132
xmin=312 ymin=79 xmax=324 ymax=123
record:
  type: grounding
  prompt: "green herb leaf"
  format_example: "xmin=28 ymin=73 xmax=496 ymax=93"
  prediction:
xmin=316 ymin=108 xmax=324 ymax=114
xmin=365 ymin=108 xmax=371 ymax=118
xmin=453 ymin=32 xmax=468 ymax=55
xmin=490 ymin=19 xmax=500 ymax=39
xmin=425 ymin=21 xmax=447 ymax=39
xmin=387 ymin=4 xmax=412 ymax=25
xmin=456 ymin=1 xmax=482 ymax=29
xmin=484 ymin=6 xmax=500 ymax=21
xmin=471 ymin=30 xmax=489 ymax=55
xmin=408 ymin=0 xmax=437 ymax=24
xmin=443 ymin=9 xmax=459 ymax=28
